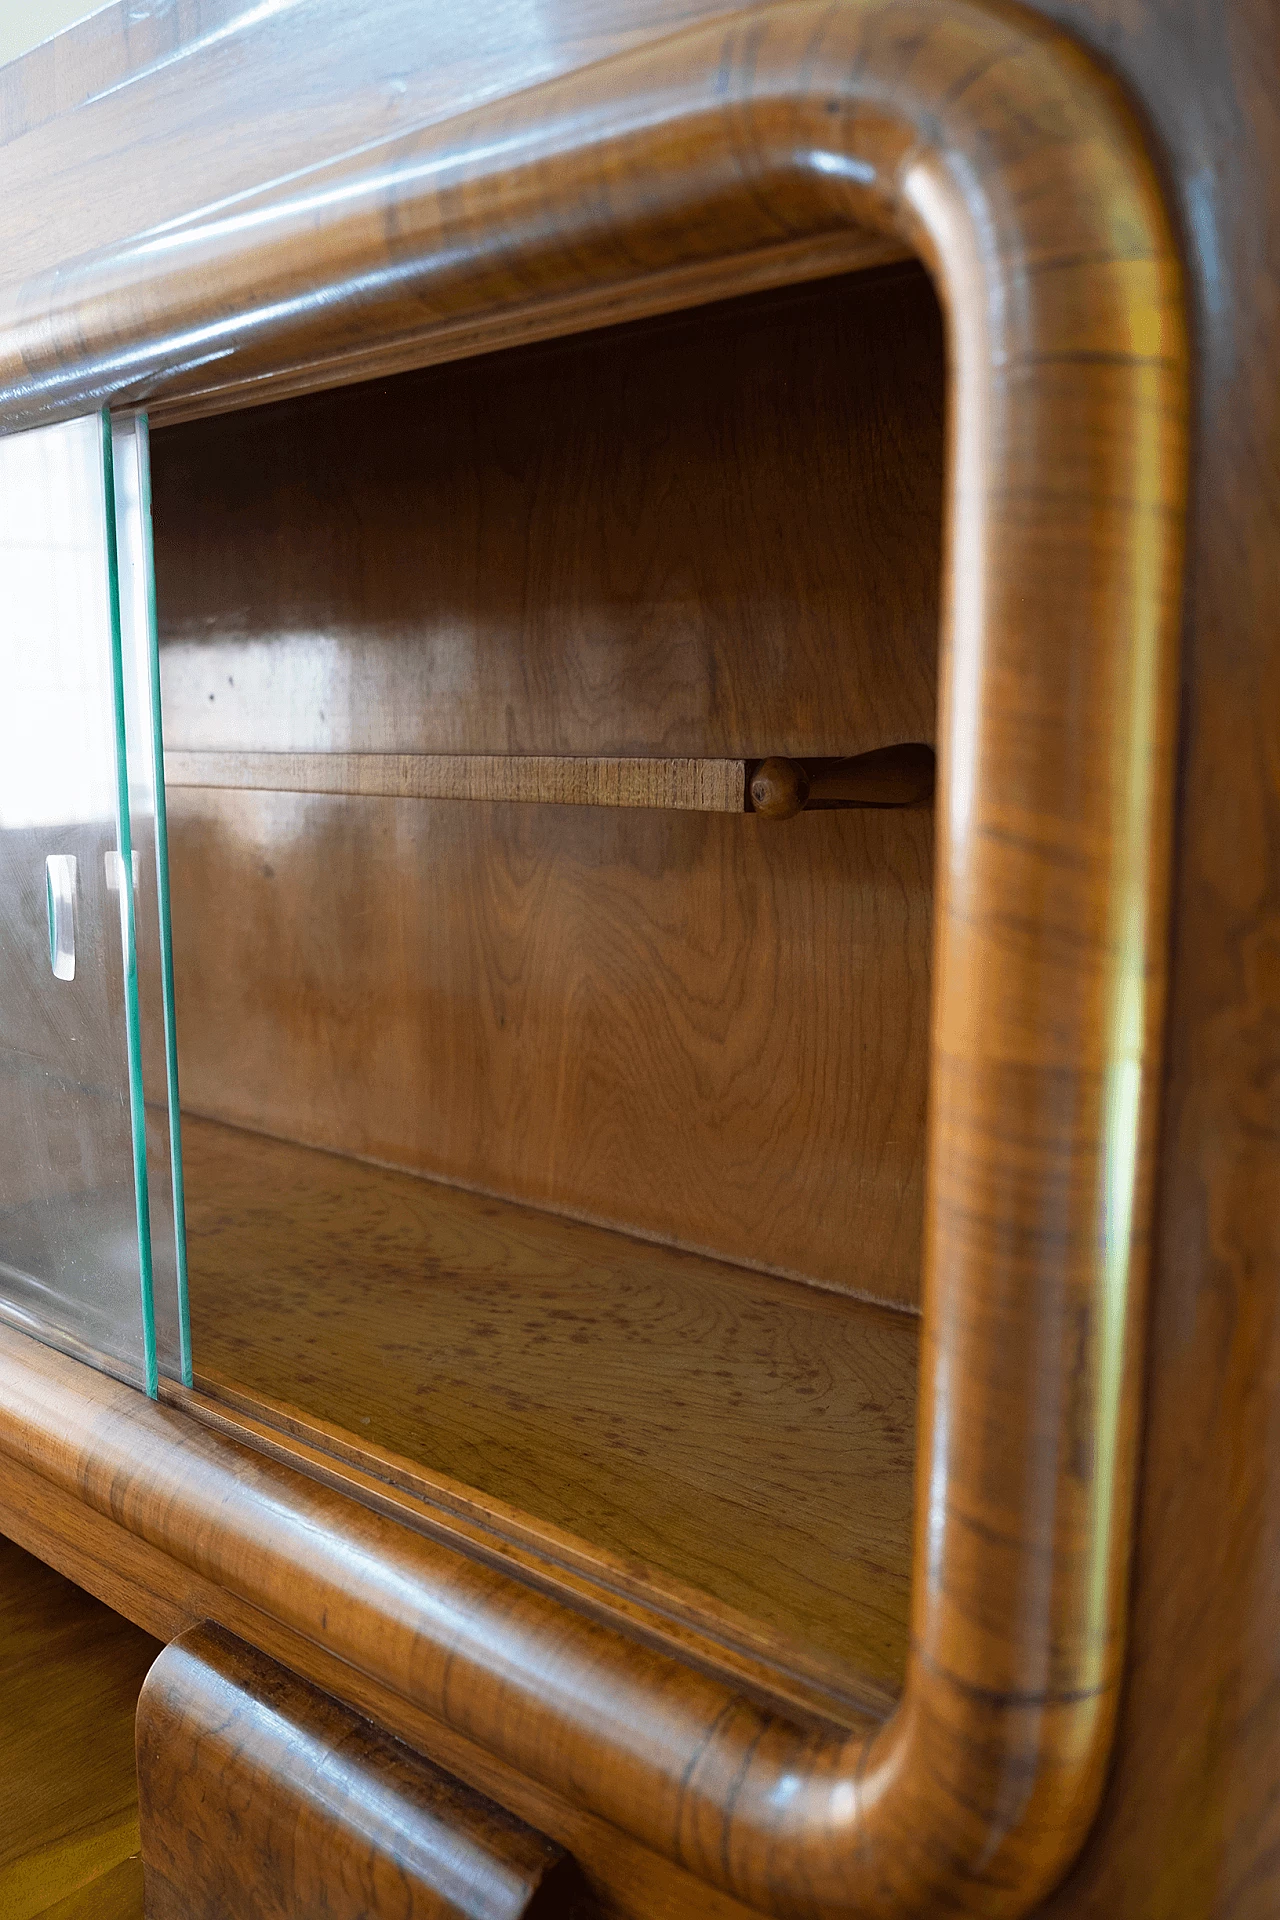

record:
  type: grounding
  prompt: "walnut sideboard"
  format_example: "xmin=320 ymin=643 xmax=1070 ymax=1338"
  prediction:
xmin=0 ymin=2 xmax=1274 ymax=1917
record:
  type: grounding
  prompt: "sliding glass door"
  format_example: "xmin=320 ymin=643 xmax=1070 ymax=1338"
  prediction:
xmin=0 ymin=410 xmax=187 ymax=1395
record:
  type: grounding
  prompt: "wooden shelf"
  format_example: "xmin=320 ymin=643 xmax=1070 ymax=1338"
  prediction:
xmin=180 ymin=1114 xmax=917 ymax=1699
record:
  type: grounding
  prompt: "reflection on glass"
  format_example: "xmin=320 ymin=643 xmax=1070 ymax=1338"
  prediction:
xmin=114 ymin=413 xmax=192 ymax=1387
xmin=0 ymin=412 xmax=157 ymax=1392
xmin=45 ymin=855 xmax=77 ymax=981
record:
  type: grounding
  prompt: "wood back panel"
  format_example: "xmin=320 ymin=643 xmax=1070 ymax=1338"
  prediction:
xmin=150 ymin=267 xmax=941 ymax=761
xmin=165 ymin=789 xmax=932 ymax=1306
xmin=154 ymin=269 xmax=942 ymax=1307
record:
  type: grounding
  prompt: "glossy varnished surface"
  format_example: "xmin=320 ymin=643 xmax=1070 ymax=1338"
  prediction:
xmin=0 ymin=1326 xmax=826 ymax=1920
xmin=0 ymin=3 xmax=1191 ymax=1915
xmin=181 ymin=1113 xmax=917 ymax=1687
xmin=137 ymin=1624 xmax=570 ymax=1920
xmin=150 ymin=270 xmax=942 ymax=763
xmin=1026 ymin=0 xmax=1280 ymax=1913
xmin=156 ymin=268 xmax=941 ymax=1308
xmin=0 ymin=1532 xmax=154 ymax=1920
xmin=0 ymin=0 xmax=1269 ymax=1902
xmin=0 ymin=1326 xmax=892 ymax=1897
xmin=0 ymin=11 xmax=908 ymax=428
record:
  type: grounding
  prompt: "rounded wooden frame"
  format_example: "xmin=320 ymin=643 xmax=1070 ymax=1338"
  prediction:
xmin=0 ymin=2 xmax=1187 ymax=1915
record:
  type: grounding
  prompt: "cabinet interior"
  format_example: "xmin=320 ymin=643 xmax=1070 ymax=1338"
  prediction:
xmin=148 ymin=261 xmax=946 ymax=1711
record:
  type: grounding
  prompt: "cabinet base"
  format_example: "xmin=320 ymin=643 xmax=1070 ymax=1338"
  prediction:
xmin=137 ymin=1624 xmax=575 ymax=1920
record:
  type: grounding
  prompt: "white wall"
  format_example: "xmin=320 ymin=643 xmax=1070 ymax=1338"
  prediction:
xmin=0 ymin=1 xmax=105 ymax=70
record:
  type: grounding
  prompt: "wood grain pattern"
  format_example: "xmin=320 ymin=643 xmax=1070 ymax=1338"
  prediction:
xmin=137 ymin=1624 xmax=571 ymax=1920
xmin=167 ymin=789 xmax=932 ymax=1307
xmin=149 ymin=268 xmax=942 ymax=766
xmin=0 ymin=2 xmax=1190 ymax=1916
xmin=163 ymin=747 xmax=934 ymax=814
xmin=0 ymin=1531 xmax=154 ymax=1920
xmin=0 ymin=1425 xmax=766 ymax=1920
xmin=177 ymin=1112 xmax=917 ymax=1688
xmin=34 ymin=1858 xmax=145 ymax=1920
xmin=1016 ymin=1 xmax=1280 ymax=1915
xmin=164 ymin=1369 xmax=901 ymax=1729
xmin=0 ymin=32 xmax=909 ymax=429
xmin=0 ymin=1326 xmax=892 ymax=1907
xmin=164 ymin=750 xmax=747 ymax=813
xmin=155 ymin=266 xmax=941 ymax=1310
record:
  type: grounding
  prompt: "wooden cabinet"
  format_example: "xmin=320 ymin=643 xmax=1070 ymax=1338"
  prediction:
xmin=0 ymin=2 xmax=1274 ymax=1917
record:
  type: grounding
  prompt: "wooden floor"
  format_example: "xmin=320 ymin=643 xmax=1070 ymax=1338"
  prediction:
xmin=0 ymin=1534 xmax=157 ymax=1920
xmin=182 ymin=1115 xmax=918 ymax=1693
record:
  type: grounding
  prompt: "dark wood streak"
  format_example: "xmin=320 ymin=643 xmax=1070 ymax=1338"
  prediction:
xmin=1025 ymin=1 xmax=1280 ymax=1914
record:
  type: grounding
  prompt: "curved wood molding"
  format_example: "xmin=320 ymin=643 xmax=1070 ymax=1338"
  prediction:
xmin=0 ymin=3 xmax=1187 ymax=1916
xmin=137 ymin=1623 xmax=571 ymax=1920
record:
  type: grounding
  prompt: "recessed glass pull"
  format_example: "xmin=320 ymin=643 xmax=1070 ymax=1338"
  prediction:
xmin=45 ymin=854 xmax=77 ymax=981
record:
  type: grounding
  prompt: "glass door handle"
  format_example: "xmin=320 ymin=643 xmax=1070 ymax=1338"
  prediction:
xmin=45 ymin=855 xmax=77 ymax=982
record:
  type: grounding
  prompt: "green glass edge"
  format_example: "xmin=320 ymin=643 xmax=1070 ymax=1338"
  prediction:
xmin=45 ymin=866 xmax=56 ymax=974
xmin=136 ymin=413 xmax=192 ymax=1387
xmin=99 ymin=407 xmax=159 ymax=1399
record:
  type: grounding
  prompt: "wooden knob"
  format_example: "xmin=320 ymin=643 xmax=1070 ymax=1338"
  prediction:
xmin=749 ymin=757 xmax=810 ymax=819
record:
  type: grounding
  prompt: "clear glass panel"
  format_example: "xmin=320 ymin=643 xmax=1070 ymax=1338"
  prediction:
xmin=0 ymin=411 xmax=158 ymax=1392
xmin=113 ymin=413 xmax=191 ymax=1387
